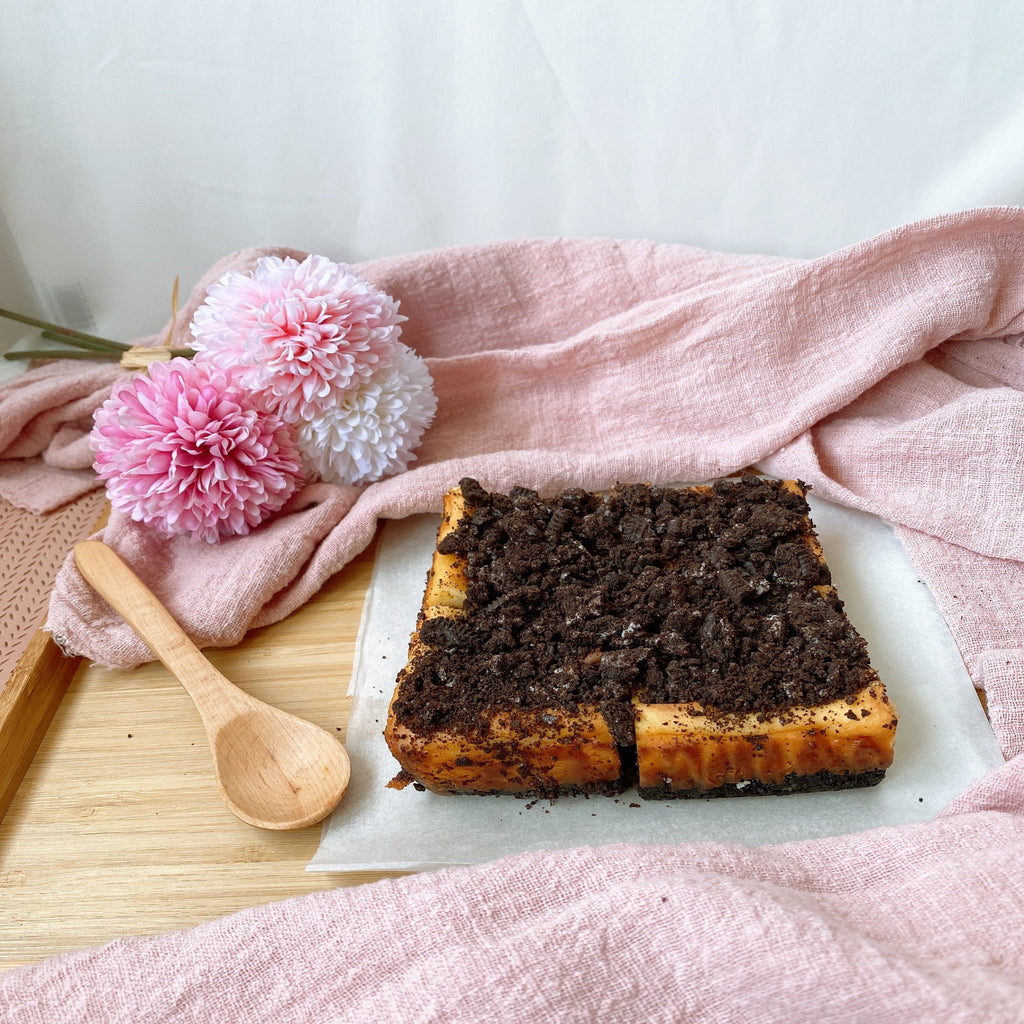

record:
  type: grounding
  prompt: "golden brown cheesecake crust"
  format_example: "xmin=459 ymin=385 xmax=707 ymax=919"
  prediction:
xmin=385 ymin=477 xmax=897 ymax=798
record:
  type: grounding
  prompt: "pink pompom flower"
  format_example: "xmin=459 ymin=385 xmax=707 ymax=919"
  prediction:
xmin=190 ymin=254 xmax=404 ymax=424
xmin=295 ymin=342 xmax=437 ymax=486
xmin=90 ymin=358 xmax=304 ymax=543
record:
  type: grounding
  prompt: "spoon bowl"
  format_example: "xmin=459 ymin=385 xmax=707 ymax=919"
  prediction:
xmin=212 ymin=708 xmax=351 ymax=830
xmin=73 ymin=540 xmax=351 ymax=830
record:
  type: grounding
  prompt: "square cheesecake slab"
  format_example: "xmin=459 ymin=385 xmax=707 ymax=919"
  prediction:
xmin=385 ymin=477 xmax=897 ymax=798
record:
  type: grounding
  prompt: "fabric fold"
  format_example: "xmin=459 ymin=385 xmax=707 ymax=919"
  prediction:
xmin=0 ymin=360 xmax=129 ymax=511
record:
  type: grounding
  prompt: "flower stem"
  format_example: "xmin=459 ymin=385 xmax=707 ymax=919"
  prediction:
xmin=0 ymin=307 xmax=128 ymax=351
xmin=3 ymin=349 xmax=122 ymax=361
xmin=39 ymin=330 xmax=128 ymax=353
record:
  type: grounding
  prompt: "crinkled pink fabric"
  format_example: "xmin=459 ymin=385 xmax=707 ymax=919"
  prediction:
xmin=3 ymin=207 xmax=1024 ymax=1021
xmin=0 ymin=359 xmax=129 ymax=512
xmin=2 ymin=768 xmax=1023 ymax=1024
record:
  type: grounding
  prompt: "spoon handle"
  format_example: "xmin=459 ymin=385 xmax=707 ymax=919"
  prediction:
xmin=73 ymin=540 xmax=245 ymax=718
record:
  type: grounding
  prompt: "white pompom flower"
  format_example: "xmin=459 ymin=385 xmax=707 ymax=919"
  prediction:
xmin=295 ymin=342 xmax=437 ymax=486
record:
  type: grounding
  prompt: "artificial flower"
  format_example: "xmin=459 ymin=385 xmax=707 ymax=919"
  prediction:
xmin=90 ymin=357 xmax=303 ymax=543
xmin=295 ymin=342 xmax=437 ymax=486
xmin=190 ymin=254 xmax=403 ymax=423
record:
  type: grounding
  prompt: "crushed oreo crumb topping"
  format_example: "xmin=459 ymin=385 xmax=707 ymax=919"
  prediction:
xmin=392 ymin=477 xmax=873 ymax=736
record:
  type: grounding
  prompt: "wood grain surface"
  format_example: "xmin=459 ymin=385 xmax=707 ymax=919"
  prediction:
xmin=0 ymin=534 xmax=398 ymax=971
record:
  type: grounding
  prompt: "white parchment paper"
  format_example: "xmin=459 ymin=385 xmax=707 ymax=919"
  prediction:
xmin=309 ymin=495 xmax=1004 ymax=871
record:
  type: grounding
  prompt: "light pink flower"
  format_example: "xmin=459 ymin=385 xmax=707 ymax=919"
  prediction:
xmin=90 ymin=358 xmax=304 ymax=543
xmin=296 ymin=343 xmax=437 ymax=486
xmin=190 ymin=254 xmax=404 ymax=423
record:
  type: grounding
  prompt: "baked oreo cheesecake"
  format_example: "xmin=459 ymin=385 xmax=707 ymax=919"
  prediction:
xmin=384 ymin=477 xmax=897 ymax=798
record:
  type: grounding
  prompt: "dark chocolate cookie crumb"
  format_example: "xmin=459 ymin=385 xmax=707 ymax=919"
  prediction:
xmin=392 ymin=477 xmax=872 ymax=735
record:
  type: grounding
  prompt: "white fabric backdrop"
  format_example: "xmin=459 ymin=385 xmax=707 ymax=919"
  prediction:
xmin=2 ymin=0 xmax=1024 ymax=348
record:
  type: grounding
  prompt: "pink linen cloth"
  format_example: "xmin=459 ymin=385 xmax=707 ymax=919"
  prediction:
xmin=2 ymin=766 xmax=1023 ymax=1023
xmin=0 ymin=359 xmax=128 ymax=512
xmin=2 ymin=207 xmax=1024 ymax=1021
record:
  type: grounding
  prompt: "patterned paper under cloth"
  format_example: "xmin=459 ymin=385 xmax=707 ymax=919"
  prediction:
xmin=0 ymin=490 xmax=106 ymax=694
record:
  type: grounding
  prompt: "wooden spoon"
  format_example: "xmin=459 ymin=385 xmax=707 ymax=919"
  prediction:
xmin=73 ymin=540 xmax=351 ymax=830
